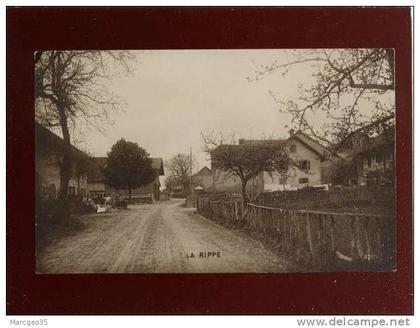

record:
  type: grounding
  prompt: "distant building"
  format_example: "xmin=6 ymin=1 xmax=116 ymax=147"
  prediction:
xmin=210 ymin=131 xmax=340 ymax=195
xmin=258 ymin=131 xmax=340 ymax=191
xmin=35 ymin=122 xmax=89 ymax=200
xmin=86 ymin=157 xmax=108 ymax=198
xmin=334 ymin=130 xmax=372 ymax=159
xmin=334 ymin=122 xmax=395 ymax=186
xmin=169 ymin=185 xmax=187 ymax=198
xmin=191 ymin=166 xmax=214 ymax=191
xmin=87 ymin=157 xmax=165 ymax=202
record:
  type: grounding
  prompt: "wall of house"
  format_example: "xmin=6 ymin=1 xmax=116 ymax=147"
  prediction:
xmin=320 ymin=158 xmax=343 ymax=185
xmin=213 ymin=169 xmax=264 ymax=199
xmin=105 ymin=175 xmax=161 ymax=201
xmin=359 ymin=147 xmax=394 ymax=185
xmin=336 ymin=132 xmax=371 ymax=158
xmin=69 ymin=175 xmax=88 ymax=198
xmin=36 ymin=154 xmax=61 ymax=199
xmin=192 ymin=172 xmax=214 ymax=191
xmin=36 ymin=151 xmax=88 ymax=199
xmin=263 ymin=139 xmax=322 ymax=191
xmin=88 ymin=182 xmax=106 ymax=197
xmin=135 ymin=175 xmax=160 ymax=199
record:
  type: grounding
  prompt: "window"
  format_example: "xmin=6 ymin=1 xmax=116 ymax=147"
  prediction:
xmin=48 ymin=183 xmax=57 ymax=200
xmin=68 ymin=186 xmax=76 ymax=196
xmin=299 ymin=178 xmax=309 ymax=184
xmin=41 ymin=185 xmax=47 ymax=199
xmin=298 ymin=160 xmax=311 ymax=171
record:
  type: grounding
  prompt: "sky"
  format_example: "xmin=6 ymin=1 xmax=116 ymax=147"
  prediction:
xmin=79 ymin=49 xmax=315 ymax=175
xmin=72 ymin=49 xmax=393 ymax=183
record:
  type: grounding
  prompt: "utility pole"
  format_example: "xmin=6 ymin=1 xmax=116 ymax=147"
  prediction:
xmin=189 ymin=146 xmax=193 ymax=196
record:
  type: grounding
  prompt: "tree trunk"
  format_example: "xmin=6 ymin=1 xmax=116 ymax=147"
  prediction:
xmin=385 ymin=49 xmax=395 ymax=85
xmin=77 ymin=176 xmax=81 ymax=197
xmin=58 ymin=108 xmax=72 ymax=200
xmin=56 ymin=102 xmax=71 ymax=222
xmin=240 ymin=180 xmax=248 ymax=212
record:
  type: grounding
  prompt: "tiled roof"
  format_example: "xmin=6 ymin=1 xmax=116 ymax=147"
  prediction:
xmin=151 ymin=158 xmax=165 ymax=175
xmin=290 ymin=131 xmax=340 ymax=159
xmin=333 ymin=114 xmax=395 ymax=151
xmin=213 ymin=131 xmax=345 ymax=164
xmin=35 ymin=121 xmax=90 ymax=161
xmin=238 ymin=139 xmax=286 ymax=146
xmin=351 ymin=128 xmax=395 ymax=158
xmin=192 ymin=166 xmax=212 ymax=178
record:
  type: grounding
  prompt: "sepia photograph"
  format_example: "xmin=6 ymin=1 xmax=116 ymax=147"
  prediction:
xmin=34 ymin=48 xmax=396 ymax=274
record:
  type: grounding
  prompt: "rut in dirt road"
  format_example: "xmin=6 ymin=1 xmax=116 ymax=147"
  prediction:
xmin=37 ymin=199 xmax=288 ymax=273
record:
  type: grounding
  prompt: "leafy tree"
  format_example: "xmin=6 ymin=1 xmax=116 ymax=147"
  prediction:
xmin=104 ymin=139 xmax=155 ymax=201
xmin=35 ymin=50 xmax=134 ymax=199
xmin=248 ymin=49 xmax=395 ymax=145
xmin=202 ymin=133 xmax=290 ymax=207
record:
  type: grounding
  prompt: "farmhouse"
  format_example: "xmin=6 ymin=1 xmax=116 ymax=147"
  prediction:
xmin=35 ymin=122 xmax=90 ymax=200
xmin=257 ymin=131 xmax=340 ymax=191
xmin=191 ymin=166 xmax=214 ymax=191
xmin=210 ymin=130 xmax=340 ymax=195
xmin=87 ymin=157 xmax=165 ymax=202
xmin=334 ymin=123 xmax=395 ymax=186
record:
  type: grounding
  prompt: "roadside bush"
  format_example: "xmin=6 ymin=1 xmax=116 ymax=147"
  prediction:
xmin=36 ymin=199 xmax=85 ymax=255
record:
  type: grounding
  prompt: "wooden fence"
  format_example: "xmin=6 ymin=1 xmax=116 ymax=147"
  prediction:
xmin=197 ymin=196 xmax=395 ymax=271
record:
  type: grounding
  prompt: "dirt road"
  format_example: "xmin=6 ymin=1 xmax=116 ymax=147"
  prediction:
xmin=37 ymin=199 xmax=288 ymax=273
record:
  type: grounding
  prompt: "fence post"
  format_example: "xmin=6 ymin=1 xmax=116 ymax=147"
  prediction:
xmin=306 ymin=212 xmax=314 ymax=258
xmin=363 ymin=217 xmax=372 ymax=261
xmin=349 ymin=216 xmax=360 ymax=261
xmin=330 ymin=214 xmax=335 ymax=252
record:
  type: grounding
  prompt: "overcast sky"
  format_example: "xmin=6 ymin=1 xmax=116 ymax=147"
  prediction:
xmin=80 ymin=49 xmax=317 ymax=174
xmin=75 ymin=49 xmax=393 ymax=183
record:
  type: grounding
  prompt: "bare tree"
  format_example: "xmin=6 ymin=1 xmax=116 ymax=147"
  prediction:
xmin=248 ymin=49 xmax=395 ymax=145
xmin=164 ymin=174 xmax=182 ymax=193
xmin=202 ymin=133 xmax=291 ymax=207
xmin=35 ymin=50 xmax=134 ymax=200
xmin=165 ymin=154 xmax=196 ymax=195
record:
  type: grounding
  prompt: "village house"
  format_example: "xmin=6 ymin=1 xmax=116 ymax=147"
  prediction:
xmin=334 ymin=122 xmax=395 ymax=187
xmin=86 ymin=157 xmax=108 ymax=198
xmin=35 ymin=122 xmax=90 ymax=200
xmin=253 ymin=130 xmax=340 ymax=191
xmin=210 ymin=130 xmax=341 ymax=196
xmin=87 ymin=157 xmax=165 ymax=202
xmin=191 ymin=166 xmax=214 ymax=191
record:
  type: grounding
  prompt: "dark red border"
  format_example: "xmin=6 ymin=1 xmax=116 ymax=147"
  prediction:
xmin=6 ymin=7 xmax=413 ymax=314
